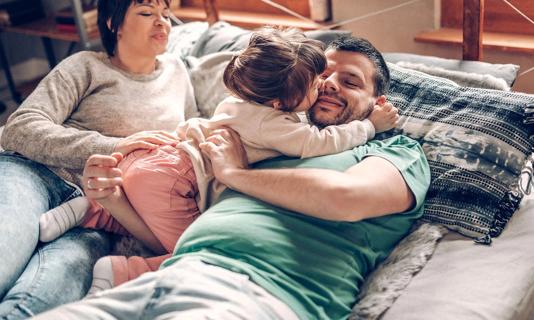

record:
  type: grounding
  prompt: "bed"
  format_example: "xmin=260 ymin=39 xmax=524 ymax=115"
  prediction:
xmin=1 ymin=20 xmax=534 ymax=320
xmin=164 ymin=21 xmax=534 ymax=320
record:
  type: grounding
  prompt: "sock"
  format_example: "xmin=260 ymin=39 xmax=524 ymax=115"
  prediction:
xmin=39 ymin=196 xmax=91 ymax=242
xmin=87 ymin=256 xmax=114 ymax=297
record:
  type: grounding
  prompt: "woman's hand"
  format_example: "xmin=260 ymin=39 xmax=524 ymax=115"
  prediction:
xmin=113 ymin=130 xmax=179 ymax=156
xmin=199 ymin=128 xmax=249 ymax=185
xmin=83 ymin=153 xmax=124 ymax=204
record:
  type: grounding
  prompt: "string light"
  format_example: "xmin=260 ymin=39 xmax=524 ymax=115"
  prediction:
xmin=260 ymin=0 xmax=423 ymax=30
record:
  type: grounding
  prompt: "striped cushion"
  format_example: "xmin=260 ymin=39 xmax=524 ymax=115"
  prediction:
xmin=378 ymin=64 xmax=534 ymax=243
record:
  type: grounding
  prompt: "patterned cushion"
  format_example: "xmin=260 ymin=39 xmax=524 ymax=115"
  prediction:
xmin=378 ymin=64 xmax=534 ymax=243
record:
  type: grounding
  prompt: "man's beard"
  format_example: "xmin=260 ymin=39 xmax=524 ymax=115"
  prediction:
xmin=308 ymin=95 xmax=374 ymax=128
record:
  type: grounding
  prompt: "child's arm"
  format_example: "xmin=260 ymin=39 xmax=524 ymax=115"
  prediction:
xmin=257 ymin=115 xmax=369 ymax=158
xmin=255 ymin=107 xmax=393 ymax=159
xmin=256 ymin=97 xmax=399 ymax=158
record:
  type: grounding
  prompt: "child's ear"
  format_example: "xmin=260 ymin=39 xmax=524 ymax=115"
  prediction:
xmin=272 ymin=100 xmax=282 ymax=110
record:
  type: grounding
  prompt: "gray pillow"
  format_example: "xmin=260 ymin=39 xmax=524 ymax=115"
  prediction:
xmin=384 ymin=52 xmax=520 ymax=87
xmin=189 ymin=21 xmax=251 ymax=57
xmin=189 ymin=21 xmax=351 ymax=57
xmin=377 ymin=63 xmax=534 ymax=244
xmin=392 ymin=61 xmax=511 ymax=91
xmin=167 ymin=21 xmax=209 ymax=59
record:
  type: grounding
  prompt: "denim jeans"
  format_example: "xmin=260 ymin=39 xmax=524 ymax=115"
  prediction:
xmin=33 ymin=257 xmax=299 ymax=320
xmin=0 ymin=152 xmax=111 ymax=319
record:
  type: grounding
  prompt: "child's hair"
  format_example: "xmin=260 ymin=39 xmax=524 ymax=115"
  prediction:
xmin=223 ymin=27 xmax=326 ymax=112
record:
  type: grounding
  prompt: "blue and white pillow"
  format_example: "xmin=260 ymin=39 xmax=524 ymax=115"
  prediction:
xmin=378 ymin=64 xmax=534 ymax=243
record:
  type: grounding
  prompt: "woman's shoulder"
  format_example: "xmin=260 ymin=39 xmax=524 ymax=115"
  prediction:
xmin=53 ymin=51 xmax=108 ymax=74
xmin=157 ymin=53 xmax=188 ymax=71
xmin=60 ymin=51 xmax=107 ymax=64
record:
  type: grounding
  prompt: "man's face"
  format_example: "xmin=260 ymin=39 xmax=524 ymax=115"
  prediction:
xmin=308 ymin=49 xmax=377 ymax=127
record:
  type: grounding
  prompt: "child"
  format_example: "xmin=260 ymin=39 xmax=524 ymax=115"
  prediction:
xmin=39 ymin=27 xmax=398 ymax=293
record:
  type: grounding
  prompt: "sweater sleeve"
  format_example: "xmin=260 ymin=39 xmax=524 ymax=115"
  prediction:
xmin=1 ymin=66 xmax=120 ymax=170
xmin=258 ymin=112 xmax=376 ymax=158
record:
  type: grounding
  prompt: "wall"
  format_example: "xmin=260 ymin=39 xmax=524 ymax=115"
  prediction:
xmin=331 ymin=0 xmax=534 ymax=93
xmin=1 ymin=0 xmax=532 ymax=94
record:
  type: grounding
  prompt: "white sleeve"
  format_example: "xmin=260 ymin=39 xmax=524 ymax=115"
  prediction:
xmin=258 ymin=112 xmax=375 ymax=158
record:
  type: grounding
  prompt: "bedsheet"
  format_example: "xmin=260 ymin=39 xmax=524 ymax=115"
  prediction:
xmin=381 ymin=192 xmax=534 ymax=320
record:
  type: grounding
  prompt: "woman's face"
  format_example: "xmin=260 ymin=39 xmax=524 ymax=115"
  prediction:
xmin=117 ymin=1 xmax=171 ymax=58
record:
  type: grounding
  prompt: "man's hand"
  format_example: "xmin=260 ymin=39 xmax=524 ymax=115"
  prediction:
xmin=368 ymin=96 xmax=399 ymax=133
xmin=113 ymin=130 xmax=179 ymax=156
xmin=199 ymin=128 xmax=249 ymax=185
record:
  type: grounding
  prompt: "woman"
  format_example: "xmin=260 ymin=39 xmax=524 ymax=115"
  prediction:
xmin=0 ymin=0 xmax=197 ymax=317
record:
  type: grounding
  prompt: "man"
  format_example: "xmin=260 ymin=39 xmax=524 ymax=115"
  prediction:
xmin=34 ymin=36 xmax=430 ymax=320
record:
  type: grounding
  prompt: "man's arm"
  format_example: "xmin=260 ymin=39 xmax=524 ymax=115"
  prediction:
xmin=200 ymin=128 xmax=415 ymax=222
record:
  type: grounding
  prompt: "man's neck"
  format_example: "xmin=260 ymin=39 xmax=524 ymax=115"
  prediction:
xmin=111 ymin=48 xmax=156 ymax=75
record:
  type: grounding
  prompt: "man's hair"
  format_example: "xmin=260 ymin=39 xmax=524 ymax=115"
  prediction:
xmin=98 ymin=0 xmax=171 ymax=57
xmin=327 ymin=36 xmax=390 ymax=96
xmin=223 ymin=27 xmax=326 ymax=112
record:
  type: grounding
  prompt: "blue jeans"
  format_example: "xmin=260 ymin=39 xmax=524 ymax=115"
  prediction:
xmin=33 ymin=257 xmax=299 ymax=320
xmin=0 ymin=152 xmax=111 ymax=319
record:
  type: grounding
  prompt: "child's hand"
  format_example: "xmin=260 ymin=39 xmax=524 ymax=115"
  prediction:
xmin=368 ymin=96 xmax=399 ymax=133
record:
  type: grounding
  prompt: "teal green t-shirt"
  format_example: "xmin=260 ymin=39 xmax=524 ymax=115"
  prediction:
xmin=162 ymin=135 xmax=430 ymax=320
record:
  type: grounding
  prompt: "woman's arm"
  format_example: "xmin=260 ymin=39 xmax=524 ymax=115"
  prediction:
xmin=1 ymin=64 xmax=119 ymax=169
xmin=83 ymin=153 xmax=166 ymax=254
xmin=1 ymin=55 xmax=179 ymax=170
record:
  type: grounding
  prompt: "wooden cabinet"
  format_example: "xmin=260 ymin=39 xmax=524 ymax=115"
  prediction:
xmin=0 ymin=0 xmax=99 ymax=103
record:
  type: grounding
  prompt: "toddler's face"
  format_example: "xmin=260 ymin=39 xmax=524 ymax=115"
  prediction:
xmin=293 ymin=77 xmax=322 ymax=112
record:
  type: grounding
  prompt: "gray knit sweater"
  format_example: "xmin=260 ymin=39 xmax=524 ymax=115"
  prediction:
xmin=1 ymin=51 xmax=198 ymax=186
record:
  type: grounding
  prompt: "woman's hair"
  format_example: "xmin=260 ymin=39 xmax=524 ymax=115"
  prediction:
xmin=98 ymin=0 xmax=171 ymax=57
xmin=223 ymin=27 xmax=326 ymax=112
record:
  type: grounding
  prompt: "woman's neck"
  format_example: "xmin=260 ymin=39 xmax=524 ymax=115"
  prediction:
xmin=111 ymin=49 xmax=157 ymax=75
